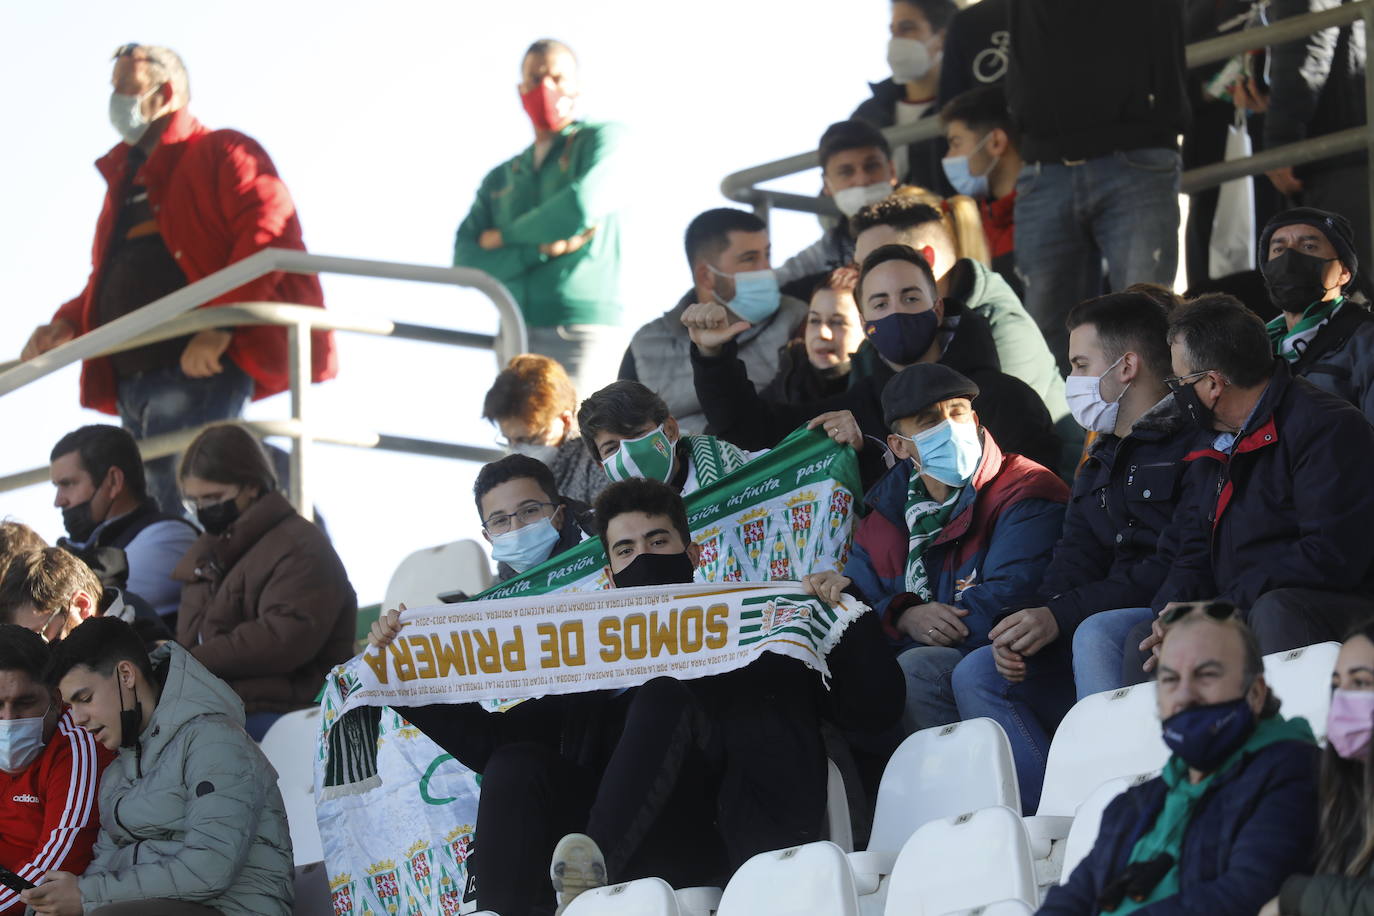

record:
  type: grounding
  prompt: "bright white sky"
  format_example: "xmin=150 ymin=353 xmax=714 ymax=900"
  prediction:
xmin=0 ymin=0 xmax=891 ymax=604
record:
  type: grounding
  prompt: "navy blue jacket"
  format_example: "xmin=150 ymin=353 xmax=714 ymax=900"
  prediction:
xmin=1040 ymin=398 xmax=1203 ymax=637
xmin=1041 ymin=737 xmax=1319 ymax=916
xmin=1154 ymin=361 xmax=1374 ymax=611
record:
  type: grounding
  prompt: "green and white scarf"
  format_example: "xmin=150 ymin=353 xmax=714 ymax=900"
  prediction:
xmin=1266 ymin=296 xmax=1343 ymax=364
xmin=686 ymin=434 xmax=750 ymax=488
xmin=903 ymin=473 xmax=960 ymax=600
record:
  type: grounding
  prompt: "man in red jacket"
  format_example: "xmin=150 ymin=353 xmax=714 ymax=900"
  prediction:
xmin=0 ymin=625 xmax=111 ymax=914
xmin=20 ymin=44 xmax=336 ymax=514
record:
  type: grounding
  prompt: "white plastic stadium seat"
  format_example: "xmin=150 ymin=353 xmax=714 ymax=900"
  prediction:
xmin=943 ymin=900 xmax=1036 ymax=916
xmin=1024 ymin=681 xmax=1168 ymax=883
xmin=260 ymin=708 xmax=325 ymax=866
xmin=884 ymin=806 xmax=1037 ymax=916
xmin=675 ymin=886 xmax=724 ymax=916
xmin=848 ymin=718 xmax=1020 ymax=896
xmin=717 ymin=841 xmax=860 ymax=916
xmin=827 ymin=757 xmax=855 ymax=852
xmin=1059 ymin=772 xmax=1157 ymax=884
xmin=1264 ymin=642 xmax=1341 ymax=743
xmin=564 ymin=876 xmax=682 ymax=915
xmin=383 ymin=538 xmax=493 ymax=611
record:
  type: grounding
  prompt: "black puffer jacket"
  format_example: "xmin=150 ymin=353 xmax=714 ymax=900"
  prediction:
xmin=1007 ymin=0 xmax=1191 ymax=162
xmin=1038 ymin=397 xmax=1204 ymax=637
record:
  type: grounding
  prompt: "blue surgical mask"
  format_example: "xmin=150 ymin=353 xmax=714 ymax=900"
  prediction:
xmin=941 ymin=132 xmax=998 ymax=200
xmin=108 ymin=85 xmax=162 ymax=146
xmin=1161 ymin=696 xmax=1256 ymax=773
xmin=902 ymin=419 xmax=982 ymax=488
xmin=490 ymin=516 xmax=562 ymax=572
xmin=865 ymin=310 xmax=940 ymax=366
xmin=709 ymin=264 xmax=782 ymax=324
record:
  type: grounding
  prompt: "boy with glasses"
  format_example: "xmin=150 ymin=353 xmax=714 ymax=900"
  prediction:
xmin=476 ymin=454 xmax=595 ymax=582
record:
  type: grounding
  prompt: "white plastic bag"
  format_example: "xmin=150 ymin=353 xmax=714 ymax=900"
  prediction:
xmin=1209 ymin=111 xmax=1257 ymax=279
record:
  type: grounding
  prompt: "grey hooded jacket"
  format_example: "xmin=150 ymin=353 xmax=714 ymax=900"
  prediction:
xmin=78 ymin=642 xmax=294 ymax=915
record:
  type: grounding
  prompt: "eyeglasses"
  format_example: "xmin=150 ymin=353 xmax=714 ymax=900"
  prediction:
xmin=1161 ymin=599 xmax=1239 ymax=626
xmin=497 ymin=429 xmax=553 ymax=450
xmin=483 ymin=501 xmax=557 ymax=535
xmin=1163 ymin=369 xmax=1216 ymax=394
xmin=36 ymin=606 xmax=67 ymax=645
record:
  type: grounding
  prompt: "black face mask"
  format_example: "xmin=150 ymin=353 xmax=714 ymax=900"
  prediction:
xmin=61 ymin=500 xmax=99 ymax=543
xmin=612 ymin=551 xmax=695 ymax=588
xmin=1173 ymin=381 xmax=1218 ymax=434
xmin=196 ymin=497 xmax=241 ymax=536
xmin=1261 ymin=248 xmax=1338 ymax=313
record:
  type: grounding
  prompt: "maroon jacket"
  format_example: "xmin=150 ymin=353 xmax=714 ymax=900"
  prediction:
xmin=53 ymin=108 xmax=337 ymax=414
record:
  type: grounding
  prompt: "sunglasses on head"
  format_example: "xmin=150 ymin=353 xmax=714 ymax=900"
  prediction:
xmin=1161 ymin=599 xmax=1239 ymax=626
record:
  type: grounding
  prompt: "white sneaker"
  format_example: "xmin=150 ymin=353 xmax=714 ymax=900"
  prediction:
xmin=551 ymin=832 xmax=607 ymax=914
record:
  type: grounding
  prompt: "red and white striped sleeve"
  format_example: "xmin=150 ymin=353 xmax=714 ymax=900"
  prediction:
xmin=0 ymin=710 xmax=105 ymax=914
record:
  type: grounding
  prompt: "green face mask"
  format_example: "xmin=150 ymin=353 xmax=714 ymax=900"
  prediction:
xmin=602 ymin=425 xmax=676 ymax=482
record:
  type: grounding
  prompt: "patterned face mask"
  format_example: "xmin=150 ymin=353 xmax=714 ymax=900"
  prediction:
xmin=602 ymin=425 xmax=676 ymax=483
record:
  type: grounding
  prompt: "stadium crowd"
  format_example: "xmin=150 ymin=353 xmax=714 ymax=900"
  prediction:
xmin=3 ymin=0 xmax=1374 ymax=913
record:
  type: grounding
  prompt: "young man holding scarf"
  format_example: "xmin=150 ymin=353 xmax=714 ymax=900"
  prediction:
xmin=844 ymin=361 xmax=1067 ymax=735
xmin=1258 ymin=207 xmax=1374 ymax=422
xmin=453 ymin=39 xmax=627 ymax=395
xmin=577 ymin=380 xmax=769 ymax=497
xmin=1041 ymin=604 xmax=1318 ymax=916
xmin=370 ymin=478 xmax=902 ymax=915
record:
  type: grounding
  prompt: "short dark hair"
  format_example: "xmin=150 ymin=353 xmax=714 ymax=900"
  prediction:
xmin=473 ymin=455 xmax=561 ymax=517
xmin=577 ymin=381 xmax=671 ymax=462
xmin=818 ymin=120 xmax=892 ymax=171
xmin=849 ymin=197 xmax=945 ymax=243
xmin=1066 ymin=291 xmax=1174 ymax=380
xmin=44 ymin=615 xmax=153 ymax=687
xmin=857 ymin=243 xmax=940 ymax=309
xmin=593 ymin=478 xmax=692 ymax=555
xmin=483 ymin=354 xmax=579 ymax=428
xmin=0 ymin=522 xmax=46 ymax=586
xmin=940 ymin=84 xmax=1019 ymax=148
xmin=0 ymin=624 xmax=49 ymax=683
xmin=50 ymin=425 xmax=147 ymax=501
xmin=1167 ymin=294 xmax=1275 ymax=388
xmin=178 ymin=424 xmax=277 ymax=495
xmin=898 ymin=0 xmax=958 ymax=33
xmin=0 ymin=547 xmax=102 ymax=623
xmin=684 ymin=208 xmax=767 ymax=269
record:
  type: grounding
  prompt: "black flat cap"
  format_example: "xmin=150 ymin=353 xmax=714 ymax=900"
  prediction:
xmin=881 ymin=363 xmax=980 ymax=427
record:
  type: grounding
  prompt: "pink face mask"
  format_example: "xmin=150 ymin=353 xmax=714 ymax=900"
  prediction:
xmin=1327 ymin=689 xmax=1374 ymax=760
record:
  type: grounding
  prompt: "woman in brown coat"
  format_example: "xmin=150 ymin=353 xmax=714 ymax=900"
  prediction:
xmin=173 ymin=424 xmax=356 ymax=740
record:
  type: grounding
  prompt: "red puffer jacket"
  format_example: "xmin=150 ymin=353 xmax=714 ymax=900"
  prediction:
xmin=53 ymin=108 xmax=337 ymax=414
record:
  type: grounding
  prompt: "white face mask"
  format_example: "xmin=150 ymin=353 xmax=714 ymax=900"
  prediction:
xmin=888 ymin=37 xmax=937 ymax=83
xmin=0 ymin=706 xmax=50 ymax=774
xmin=511 ymin=441 xmax=560 ymax=464
xmin=108 ymin=83 xmax=163 ymax=146
xmin=1065 ymin=355 xmax=1130 ymax=433
xmin=833 ymin=180 xmax=893 ymax=218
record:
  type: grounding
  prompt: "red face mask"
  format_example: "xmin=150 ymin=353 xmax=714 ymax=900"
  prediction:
xmin=521 ymin=82 xmax=575 ymax=132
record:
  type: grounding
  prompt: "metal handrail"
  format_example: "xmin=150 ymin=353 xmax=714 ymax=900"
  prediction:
xmin=0 ymin=250 xmax=527 ymax=516
xmin=721 ymin=0 xmax=1374 ymax=215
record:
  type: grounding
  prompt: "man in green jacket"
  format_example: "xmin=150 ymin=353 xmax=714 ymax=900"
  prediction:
xmin=454 ymin=39 xmax=627 ymax=394
xmin=25 ymin=616 xmax=292 ymax=916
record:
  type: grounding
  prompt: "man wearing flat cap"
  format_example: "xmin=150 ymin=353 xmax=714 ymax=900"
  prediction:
xmin=1258 ymin=207 xmax=1374 ymax=421
xmin=844 ymin=361 xmax=1068 ymax=736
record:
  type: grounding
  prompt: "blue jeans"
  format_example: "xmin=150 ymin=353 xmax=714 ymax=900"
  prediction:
xmin=952 ymin=643 xmax=1076 ymax=814
xmin=117 ymin=362 xmax=253 ymax=515
xmin=1071 ymin=607 xmax=1157 ymax=700
xmin=1014 ymin=148 xmax=1181 ymax=367
xmin=896 ymin=646 xmax=964 ymax=734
